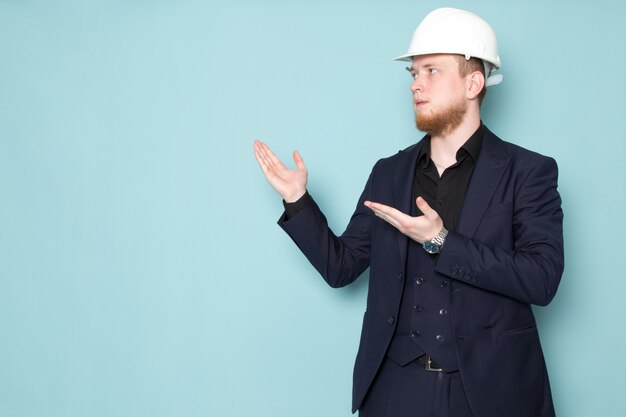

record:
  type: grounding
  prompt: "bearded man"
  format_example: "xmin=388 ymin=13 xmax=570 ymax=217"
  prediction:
xmin=253 ymin=7 xmax=564 ymax=417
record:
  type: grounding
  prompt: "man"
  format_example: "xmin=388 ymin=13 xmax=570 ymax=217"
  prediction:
xmin=253 ymin=7 xmax=563 ymax=417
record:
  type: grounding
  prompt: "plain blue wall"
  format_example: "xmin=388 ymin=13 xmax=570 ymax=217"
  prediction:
xmin=1 ymin=1 xmax=625 ymax=416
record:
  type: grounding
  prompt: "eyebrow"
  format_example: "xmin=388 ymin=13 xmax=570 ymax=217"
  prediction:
xmin=407 ymin=62 xmax=438 ymax=72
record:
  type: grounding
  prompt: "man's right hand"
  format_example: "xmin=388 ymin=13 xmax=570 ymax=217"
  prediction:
xmin=253 ymin=140 xmax=308 ymax=203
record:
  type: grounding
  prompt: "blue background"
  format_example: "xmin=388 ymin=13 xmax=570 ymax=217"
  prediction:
xmin=1 ymin=1 xmax=625 ymax=416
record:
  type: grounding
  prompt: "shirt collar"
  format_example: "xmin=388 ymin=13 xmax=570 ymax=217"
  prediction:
xmin=461 ymin=123 xmax=484 ymax=162
xmin=417 ymin=123 xmax=485 ymax=168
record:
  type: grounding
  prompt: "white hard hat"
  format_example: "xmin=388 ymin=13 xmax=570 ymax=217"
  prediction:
xmin=395 ymin=7 xmax=503 ymax=86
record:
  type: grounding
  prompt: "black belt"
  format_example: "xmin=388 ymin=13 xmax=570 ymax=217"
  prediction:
xmin=414 ymin=354 xmax=443 ymax=372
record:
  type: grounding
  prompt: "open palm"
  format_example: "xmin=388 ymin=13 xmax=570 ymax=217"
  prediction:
xmin=254 ymin=140 xmax=308 ymax=203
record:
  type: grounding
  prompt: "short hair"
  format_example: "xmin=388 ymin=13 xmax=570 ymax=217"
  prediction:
xmin=454 ymin=55 xmax=487 ymax=105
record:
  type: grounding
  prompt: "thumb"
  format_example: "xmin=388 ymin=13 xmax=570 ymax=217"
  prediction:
xmin=293 ymin=150 xmax=307 ymax=172
xmin=416 ymin=196 xmax=437 ymax=219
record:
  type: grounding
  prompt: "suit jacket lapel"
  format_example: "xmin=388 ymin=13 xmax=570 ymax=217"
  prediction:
xmin=458 ymin=128 xmax=511 ymax=237
xmin=393 ymin=139 xmax=425 ymax=268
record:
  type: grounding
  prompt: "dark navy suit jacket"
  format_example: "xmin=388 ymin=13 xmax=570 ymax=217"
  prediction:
xmin=279 ymin=127 xmax=564 ymax=417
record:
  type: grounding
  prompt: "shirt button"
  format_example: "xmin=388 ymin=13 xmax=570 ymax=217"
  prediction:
xmin=438 ymin=200 xmax=445 ymax=206
xmin=387 ymin=316 xmax=395 ymax=325
xmin=440 ymin=280 xmax=448 ymax=288
xmin=398 ymin=272 xmax=404 ymax=281
xmin=413 ymin=305 xmax=423 ymax=312
xmin=439 ymin=309 xmax=448 ymax=316
xmin=411 ymin=331 xmax=420 ymax=338
xmin=436 ymin=335 xmax=445 ymax=343
xmin=415 ymin=277 xmax=424 ymax=285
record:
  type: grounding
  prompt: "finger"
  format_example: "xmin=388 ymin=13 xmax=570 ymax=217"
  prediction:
xmin=416 ymin=196 xmax=438 ymax=220
xmin=364 ymin=201 xmax=403 ymax=218
xmin=364 ymin=201 xmax=392 ymax=216
xmin=253 ymin=141 xmax=265 ymax=166
xmin=254 ymin=140 xmax=273 ymax=169
xmin=254 ymin=146 xmax=271 ymax=174
xmin=254 ymin=141 xmax=282 ymax=179
xmin=254 ymin=140 xmax=263 ymax=160
xmin=261 ymin=144 xmax=278 ymax=169
xmin=259 ymin=141 xmax=284 ymax=168
xmin=364 ymin=201 xmax=406 ymax=227
xmin=293 ymin=150 xmax=307 ymax=172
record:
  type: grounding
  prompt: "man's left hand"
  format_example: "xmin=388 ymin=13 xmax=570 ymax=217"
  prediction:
xmin=364 ymin=197 xmax=443 ymax=244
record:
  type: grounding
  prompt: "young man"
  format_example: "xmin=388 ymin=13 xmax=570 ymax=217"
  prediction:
xmin=254 ymin=8 xmax=563 ymax=417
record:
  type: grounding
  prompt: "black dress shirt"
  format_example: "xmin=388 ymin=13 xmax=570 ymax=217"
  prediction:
xmin=411 ymin=124 xmax=484 ymax=231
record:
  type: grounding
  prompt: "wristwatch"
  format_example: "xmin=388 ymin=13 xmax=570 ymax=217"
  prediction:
xmin=423 ymin=227 xmax=448 ymax=254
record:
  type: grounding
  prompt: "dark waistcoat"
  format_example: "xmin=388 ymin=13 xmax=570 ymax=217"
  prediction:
xmin=387 ymin=239 xmax=459 ymax=371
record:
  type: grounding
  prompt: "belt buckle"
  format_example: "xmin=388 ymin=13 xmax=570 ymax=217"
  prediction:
xmin=425 ymin=355 xmax=443 ymax=372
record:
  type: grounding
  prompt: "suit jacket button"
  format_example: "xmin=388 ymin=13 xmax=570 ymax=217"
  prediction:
xmin=439 ymin=309 xmax=448 ymax=316
xmin=415 ymin=277 xmax=424 ymax=285
xmin=387 ymin=316 xmax=395 ymax=325
xmin=436 ymin=335 xmax=445 ymax=343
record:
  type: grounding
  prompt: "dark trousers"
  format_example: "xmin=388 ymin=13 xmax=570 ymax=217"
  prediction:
xmin=359 ymin=356 xmax=474 ymax=417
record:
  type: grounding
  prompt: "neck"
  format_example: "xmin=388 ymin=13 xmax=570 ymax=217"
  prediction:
xmin=429 ymin=111 xmax=480 ymax=165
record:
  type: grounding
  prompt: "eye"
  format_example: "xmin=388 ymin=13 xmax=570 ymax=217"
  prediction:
xmin=405 ymin=66 xmax=417 ymax=79
xmin=429 ymin=68 xmax=438 ymax=75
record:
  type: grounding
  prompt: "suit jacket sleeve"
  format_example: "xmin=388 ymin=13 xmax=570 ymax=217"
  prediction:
xmin=435 ymin=156 xmax=564 ymax=306
xmin=277 ymin=164 xmax=377 ymax=288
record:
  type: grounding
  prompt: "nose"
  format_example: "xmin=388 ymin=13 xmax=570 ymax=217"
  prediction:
xmin=410 ymin=76 xmax=423 ymax=93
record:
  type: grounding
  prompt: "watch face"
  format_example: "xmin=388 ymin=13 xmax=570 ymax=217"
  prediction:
xmin=423 ymin=241 xmax=440 ymax=254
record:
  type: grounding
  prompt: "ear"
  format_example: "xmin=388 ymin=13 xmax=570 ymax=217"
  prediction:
xmin=466 ymin=71 xmax=485 ymax=100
